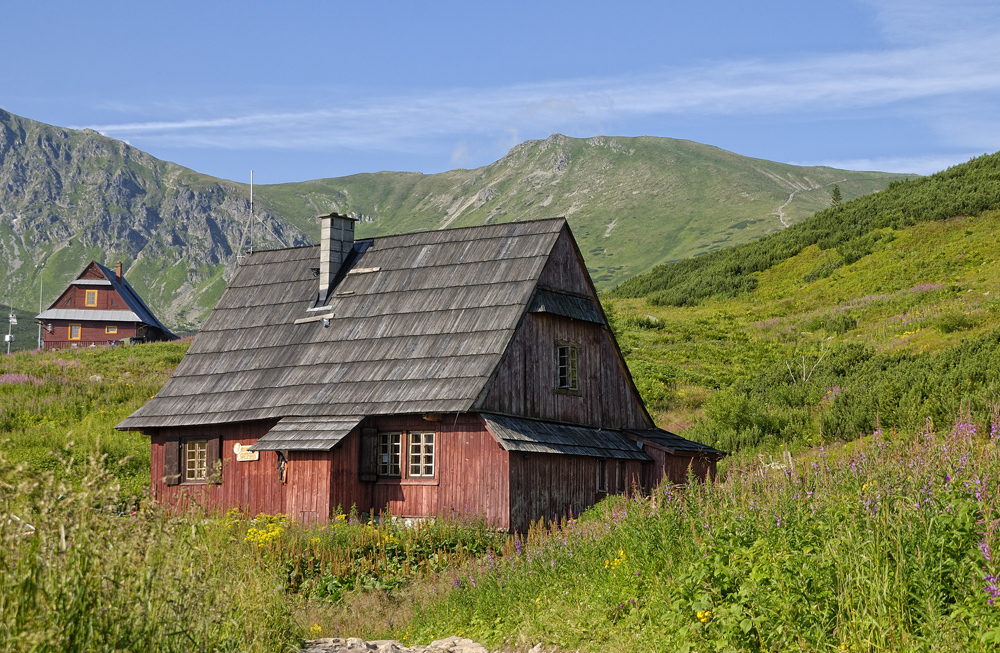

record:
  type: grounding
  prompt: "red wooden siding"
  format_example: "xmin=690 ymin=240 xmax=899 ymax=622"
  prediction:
xmin=43 ymin=320 xmax=138 ymax=349
xmin=42 ymin=271 xmax=137 ymax=349
xmin=327 ymin=414 xmax=511 ymax=529
xmin=507 ymin=453 xmax=644 ymax=533
xmin=150 ymin=420 xmax=289 ymax=516
xmin=478 ymin=312 xmax=650 ymax=429
xmin=286 ymin=451 xmax=333 ymax=523
xmin=641 ymin=442 xmax=718 ymax=485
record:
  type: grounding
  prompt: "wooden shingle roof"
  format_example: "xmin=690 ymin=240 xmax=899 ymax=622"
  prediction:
xmin=118 ymin=219 xmax=567 ymax=430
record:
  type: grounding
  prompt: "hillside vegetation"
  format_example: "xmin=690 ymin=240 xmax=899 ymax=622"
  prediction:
xmin=609 ymin=150 xmax=1000 ymax=454
xmin=614 ymin=151 xmax=1000 ymax=305
xmin=0 ymin=109 xmax=910 ymax=343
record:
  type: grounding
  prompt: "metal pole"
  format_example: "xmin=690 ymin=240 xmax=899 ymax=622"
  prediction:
xmin=37 ymin=266 xmax=43 ymax=349
xmin=249 ymin=170 xmax=254 ymax=255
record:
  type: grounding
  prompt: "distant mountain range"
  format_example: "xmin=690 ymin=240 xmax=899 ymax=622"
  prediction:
xmin=0 ymin=109 xmax=913 ymax=344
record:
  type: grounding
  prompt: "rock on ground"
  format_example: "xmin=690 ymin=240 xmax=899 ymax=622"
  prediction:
xmin=301 ymin=636 xmax=555 ymax=653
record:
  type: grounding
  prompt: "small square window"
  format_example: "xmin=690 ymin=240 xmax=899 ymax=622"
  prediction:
xmin=69 ymin=324 xmax=82 ymax=340
xmin=408 ymin=432 xmax=435 ymax=478
xmin=556 ymin=342 xmax=579 ymax=391
xmin=378 ymin=432 xmax=401 ymax=476
xmin=185 ymin=440 xmax=208 ymax=482
xmin=85 ymin=290 xmax=98 ymax=307
xmin=105 ymin=325 xmax=118 ymax=334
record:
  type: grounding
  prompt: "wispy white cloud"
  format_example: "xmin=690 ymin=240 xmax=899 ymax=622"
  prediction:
xmin=79 ymin=0 xmax=1000 ymax=164
xmin=795 ymin=152 xmax=985 ymax=176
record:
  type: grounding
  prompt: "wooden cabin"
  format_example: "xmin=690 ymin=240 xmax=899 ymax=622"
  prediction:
xmin=35 ymin=261 xmax=177 ymax=349
xmin=117 ymin=216 xmax=722 ymax=531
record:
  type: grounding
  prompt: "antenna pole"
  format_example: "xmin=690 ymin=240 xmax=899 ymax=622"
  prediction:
xmin=249 ymin=170 xmax=254 ymax=255
xmin=37 ymin=265 xmax=43 ymax=349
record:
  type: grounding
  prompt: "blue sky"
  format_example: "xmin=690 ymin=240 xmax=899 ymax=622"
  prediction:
xmin=3 ymin=0 xmax=999 ymax=183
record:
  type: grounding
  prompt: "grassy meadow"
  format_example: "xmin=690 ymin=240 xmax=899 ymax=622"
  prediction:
xmin=6 ymin=153 xmax=1000 ymax=649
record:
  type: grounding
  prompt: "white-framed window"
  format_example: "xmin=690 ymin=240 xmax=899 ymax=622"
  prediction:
xmin=408 ymin=432 xmax=435 ymax=478
xmin=378 ymin=432 xmax=402 ymax=476
xmin=556 ymin=341 xmax=579 ymax=391
xmin=184 ymin=440 xmax=208 ymax=483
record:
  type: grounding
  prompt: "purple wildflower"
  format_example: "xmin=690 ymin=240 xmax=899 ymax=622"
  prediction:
xmin=985 ymin=575 xmax=1000 ymax=606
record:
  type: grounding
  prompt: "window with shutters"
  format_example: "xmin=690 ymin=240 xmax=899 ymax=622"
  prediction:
xmin=378 ymin=432 xmax=401 ymax=476
xmin=555 ymin=341 xmax=579 ymax=393
xmin=163 ymin=437 xmax=221 ymax=486
xmin=408 ymin=432 xmax=435 ymax=478
xmin=184 ymin=440 xmax=208 ymax=483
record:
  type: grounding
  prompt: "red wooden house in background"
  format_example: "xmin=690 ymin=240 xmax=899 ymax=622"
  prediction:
xmin=118 ymin=215 xmax=722 ymax=531
xmin=35 ymin=260 xmax=177 ymax=349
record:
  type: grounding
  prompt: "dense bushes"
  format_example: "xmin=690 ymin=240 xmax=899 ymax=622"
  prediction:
xmin=614 ymin=151 xmax=1000 ymax=305
xmin=682 ymin=329 xmax=1000 ymax=451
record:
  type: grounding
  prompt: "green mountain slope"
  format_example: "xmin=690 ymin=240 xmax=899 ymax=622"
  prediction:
xmin=0 ymin=110 xmax=912 ymax=349
xmin=608 ymin=192 xmax=1000 ymax=452
xmin=257 ymin=134 xmax=913 ymax=286
xmin=613 ymin=151 xmax=1000 ymax=305
xmin=0 ymin=109 xmax=309 ymax=336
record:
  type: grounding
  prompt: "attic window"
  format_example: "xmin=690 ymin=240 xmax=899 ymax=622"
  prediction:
xmin=86 ymin=290 xmax=98 ymax=307
xmin=555 ymin=341 xmax=579 ymax=392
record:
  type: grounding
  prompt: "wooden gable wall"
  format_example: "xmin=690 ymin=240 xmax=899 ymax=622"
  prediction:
xmin=476 ymin=226 xmax=651 ymax=430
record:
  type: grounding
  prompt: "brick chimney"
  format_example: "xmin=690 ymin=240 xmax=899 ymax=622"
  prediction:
xmin=317 ymin=213 xmax=357 ymax=305
xmin=115 ymin=261 xmax=123 ymax=283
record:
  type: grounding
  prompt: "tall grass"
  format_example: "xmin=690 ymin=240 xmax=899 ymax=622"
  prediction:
xmin=0 ymin=341 xmax=189 ymax=497
xmin=407 ymin=415 xmax=1000 ymax=651
xmin=0 ymin=448 xmax=301 ymax=652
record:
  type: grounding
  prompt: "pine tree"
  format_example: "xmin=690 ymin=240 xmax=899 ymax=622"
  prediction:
xmin=830 ymin=183 xmax=842 ymax=207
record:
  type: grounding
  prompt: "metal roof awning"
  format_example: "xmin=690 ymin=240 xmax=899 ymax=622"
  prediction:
xmin=249 ymin=415 xmax=364 ymax=451
xmin=529 ymin=288 xmax=604 ymax=324
xmin=483 ymin=413 xmax=651 ymax=461
xmin=625 ymin=428 xmax=726 ymax=457
xmin=36 ymin=309 xmax=143 ymax=322
xmin=70 ymin=279 xmax=113 ymax=286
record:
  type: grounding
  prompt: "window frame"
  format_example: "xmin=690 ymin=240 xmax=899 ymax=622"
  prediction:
xmin=555 ymin=340 xmax=580 ymax=393
xmin=85 ymin=289 xmax=98 ymax=307
xmin=68 ymin=324 xmax=82 ymax=340
xmin=105 ymin=325 xmax=118 ymax=335
xmin=408 ymin=431 xmax=436 ymax=478
xmin=377 ymin=432 xmax=402 ymax=477
xmin=616 ymin=461 xmax=626 ymax=493
xmin=183 ymin=439 xmax=208 ymax=484
xmin=597 ymin=459 xmax=608 ymax=493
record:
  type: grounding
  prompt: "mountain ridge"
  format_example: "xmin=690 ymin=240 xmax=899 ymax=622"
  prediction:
xmin=0 ymin=110 xmax=913 ymax=347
